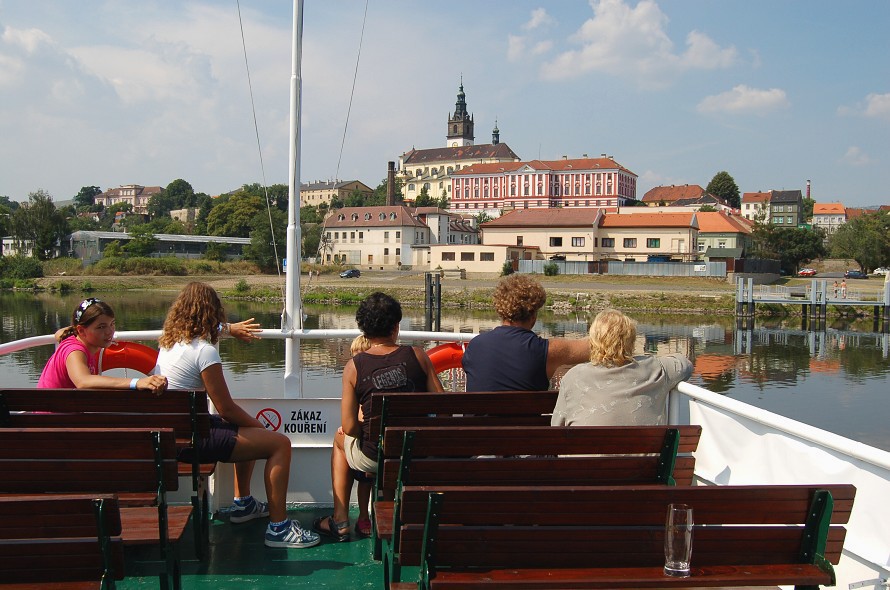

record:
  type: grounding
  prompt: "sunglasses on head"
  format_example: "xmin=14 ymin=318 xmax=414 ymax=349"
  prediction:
xmin=74 ymin=298 xmax=102 ymax=323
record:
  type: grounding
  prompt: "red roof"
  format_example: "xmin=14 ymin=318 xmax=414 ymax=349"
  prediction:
xmin=599 ymin=212 xmax=696 ymax=229
xmin=482 ymin=208 xmax=606 ymax=228
xmin=323 ymin=206 xmax=427 ymax=228
xmin=813 ymin=203 xmax=845 ymax=215
xmin=695 ymin=212 xmax=752 ymax=234
xmin=641 ymin=184 xmax=706 ymax=204
xmin=742 ymin=191 xmax=771 ymax=204
xmin=455 ymin=157 xmax=635 ymax=176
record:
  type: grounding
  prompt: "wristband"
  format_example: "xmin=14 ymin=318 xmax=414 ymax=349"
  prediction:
xmin=129 ymin=378 xmax=139 ymax=390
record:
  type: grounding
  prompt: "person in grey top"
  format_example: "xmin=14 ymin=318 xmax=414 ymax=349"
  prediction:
xmin=551 ymin=309 xmax=693 ymax=426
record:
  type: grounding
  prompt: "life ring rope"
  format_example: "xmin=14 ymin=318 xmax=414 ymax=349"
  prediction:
xmin=99 ymin=341 xmax=159 ymax=376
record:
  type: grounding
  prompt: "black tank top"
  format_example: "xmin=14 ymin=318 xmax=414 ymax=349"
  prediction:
xmin=353 ymin=346 xmax=428 ymax=460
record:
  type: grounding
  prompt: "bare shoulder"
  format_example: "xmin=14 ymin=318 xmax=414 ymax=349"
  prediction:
xmin=548 ymin=337 xmax=590 ymax=364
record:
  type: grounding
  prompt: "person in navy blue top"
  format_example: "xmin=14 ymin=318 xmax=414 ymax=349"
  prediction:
xmin=462 ymin=274 xmax=590 ymax=391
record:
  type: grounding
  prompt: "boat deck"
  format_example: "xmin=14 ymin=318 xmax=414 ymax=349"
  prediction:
xmin=121 ymin=506 xmax=383 ymax=589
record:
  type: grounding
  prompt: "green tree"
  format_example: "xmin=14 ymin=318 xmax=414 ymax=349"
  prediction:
xmin=73 ymin=186 xmax=102 ymax=209
xmin=302 ymin=223 xmax=322 ymax=259
xmin=245 ymin=208 xmax=287 ymax=270
xmin=697 ymin=204 xmax=717 ymax=212
xmin=0 ymin=196 xmax=21 ymax=211
xmin=770 ymin=226 xmax=827 ymax=272
xmin=801 ymin=197 xmax=815 ymax=222
xmin=68 ymin=216 xmax=100 ymax=232
xmin=474 ymin=211 xmax=493 ymax=226
xmin=830 ymin=210 xmax=890 ymax=271
xmin=102 ymin=240 xmax=124 ymax=258
xmin=706 ymin=171 xmax=740 ymax=209
xmin=123 ymin=224 xmax=158 ymax=257
xmin=205 ymin=194 xmax=264 ymax=237
xmin=203 ymin=241 xmax=228 ymax=262
xmin=414 ymin=185 xmax=433 ymax=207
xmin=371 ymin=176 xmax=401 ymax=205
xmin=300 ymin=205 xmax=322 ymax=224
xmin=9 ymin=190 xmax=69 ymax=260
xmin=436 ymin=193 xmax=450 ymax=210
xmin=148 ymin=179 xmax=197 ymax=218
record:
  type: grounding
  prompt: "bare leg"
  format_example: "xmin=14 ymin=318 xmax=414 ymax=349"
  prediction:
xmin=357 ymin=480 xmax=371 ymax=521
xmin=229 ymin=427 xmax=292 ymax=522
xmin=234 ymin=461 xmax=256 ymax=498
xmin=330 ymin=430 xmax=354 ymax=528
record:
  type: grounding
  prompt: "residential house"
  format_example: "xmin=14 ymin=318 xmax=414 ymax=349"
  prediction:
xmin=597 ymin=211 xmax=698 ymax=262
xmin=769 ymin=190 xmax=803 ymax=227
xmin=413 ymin=207 xmax=479 ymax=245
xmin=642 ymin=184 xmax=708 ymax=207
xmin=694 ymin=211 xmax=753 ymax=255
xmin=427 ymin=243 xmax=538 ymax=273
xmin=321 ymin=205 xmax=431 ymax=269
xmin=741 ymin=191 xmax=771 ymax=222
xmin=479 ymin=208 xmax=607 ymax=260
xmin=94 ymin=185 xmax=161 ymax=215
xmin=300 ymin=180 xmax=373 ymax=208
xmin=812 ymin=203 xmax=846 ymax=236
xmin=451 ymin=155 xmax=638 ymax=216
xmin=398 ymin=83 xmax=521 ymax=205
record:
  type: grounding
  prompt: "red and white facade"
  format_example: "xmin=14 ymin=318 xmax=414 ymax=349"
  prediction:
xmin=449 ymin=157 xmax=638 ymax=214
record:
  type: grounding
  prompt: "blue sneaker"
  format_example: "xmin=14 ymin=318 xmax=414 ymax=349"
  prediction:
xmin=230 ymin=497 xmax=270 ymax=524
xmin=264 ymin=520 xmax=320 ymax=548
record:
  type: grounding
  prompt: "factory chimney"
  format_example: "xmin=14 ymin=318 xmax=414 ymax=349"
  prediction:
xmin=806 ymin=179 xmax=811 ymax=199
xmin=387 ymin=161 xmax=396 ymax=206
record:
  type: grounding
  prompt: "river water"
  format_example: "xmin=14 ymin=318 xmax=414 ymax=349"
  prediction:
xmin=2 ymin=291 xmax=888 ymax=451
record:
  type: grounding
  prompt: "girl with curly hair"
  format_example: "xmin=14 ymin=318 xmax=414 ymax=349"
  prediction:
xmin=551 ymin=309 xmax=693 ymax=426
xmin=156 ymin=282 xmax=319 ymax=549
xmin=462 ymin=274 xmax=590 ymax=391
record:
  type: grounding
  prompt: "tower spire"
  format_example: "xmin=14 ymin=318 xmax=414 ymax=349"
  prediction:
xmin=447 ymin=78 xmax=474 ymax=147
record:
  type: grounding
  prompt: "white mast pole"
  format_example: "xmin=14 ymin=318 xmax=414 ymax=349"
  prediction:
xmin=283 ymin=0 xmax=304 ymax=397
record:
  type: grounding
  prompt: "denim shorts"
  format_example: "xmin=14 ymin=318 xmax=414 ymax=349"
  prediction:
xmin=177 ymin=415 xmax=238 ymax=464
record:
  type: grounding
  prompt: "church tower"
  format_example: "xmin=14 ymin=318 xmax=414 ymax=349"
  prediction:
xmin=492 ymin=119 xmax=500 ymax=145
xmin=446 ymin=80 xmax=474 ymax=147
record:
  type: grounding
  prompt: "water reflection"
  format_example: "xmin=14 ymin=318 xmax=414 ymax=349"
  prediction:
xmin=1 ymin=292 xmax=887 ymax=451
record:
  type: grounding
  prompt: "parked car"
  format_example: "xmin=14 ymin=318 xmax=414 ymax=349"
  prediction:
xmin=339 ymin=269 xmax=361 ymax=278
xmin=844 ymin=270 xmax=868 ymax=279
xmin=873 ymin=267 xmax=889 ymax=276
xmin=797 ymin=268 xmax=817 ymax=277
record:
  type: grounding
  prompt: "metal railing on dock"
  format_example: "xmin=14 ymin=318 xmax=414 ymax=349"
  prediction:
xmin=736 ymin=277 xmax=890 ymax=331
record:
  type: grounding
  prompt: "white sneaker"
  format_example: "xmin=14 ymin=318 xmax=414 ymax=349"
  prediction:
xmin=264 ymin=520 xmax=320 ymax=548
xmin=229 ymin=497 xmax=270 ymax=524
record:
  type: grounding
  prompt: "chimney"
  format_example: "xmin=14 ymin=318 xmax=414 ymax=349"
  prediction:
xmin=386 ymin=161 xmax=396 ymax=206
xmin=806 ymin=179 xmax=811 ymax=199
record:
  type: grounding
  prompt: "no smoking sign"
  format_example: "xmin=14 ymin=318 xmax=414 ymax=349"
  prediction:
xmin=257 ymin=408 xmax=282 ymax=431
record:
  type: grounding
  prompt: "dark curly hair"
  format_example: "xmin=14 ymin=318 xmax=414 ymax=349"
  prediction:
xmin=355 ymin=292 xmax=402 ymax=338
xmin=159 ymin=282 xmax=226 ymax=348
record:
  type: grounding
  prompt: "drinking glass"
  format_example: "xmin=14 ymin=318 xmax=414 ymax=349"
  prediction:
xmin=664 ymin=503 xmax=693 ymax=577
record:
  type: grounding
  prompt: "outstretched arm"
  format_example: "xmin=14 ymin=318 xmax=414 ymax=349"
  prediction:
xmin=223 ymin=318 xmax=262 ymax=342
xmin=545 ymin=337 xmax=590 ymax=379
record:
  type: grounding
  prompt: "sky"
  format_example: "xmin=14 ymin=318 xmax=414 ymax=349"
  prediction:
xmin=1 ymin=0 xmax=889 ymax=208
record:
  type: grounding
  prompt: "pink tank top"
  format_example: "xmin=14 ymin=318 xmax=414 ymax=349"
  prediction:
xmin=37 ymin=336 xmax=99 ymax=388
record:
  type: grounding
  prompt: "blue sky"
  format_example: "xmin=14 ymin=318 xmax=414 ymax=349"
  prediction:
xmin=1 ymin=0 xmax=888 ymax=208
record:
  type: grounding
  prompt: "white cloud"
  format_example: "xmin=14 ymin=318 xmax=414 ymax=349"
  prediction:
xmin=507 ymin=35 xmax=525 ymax=62
xmin=540 ymin=0 xmax=736 ymax=84
xmin=697 ymin=85 xmax=789 ymax=115
xmin=522 ymin=8 xmax=555 ymax=31
xmin=841 ymin=146 xmax=871 ymax=167
xmin=531 ymin=41 xmax=553 ymax=56
xmin=863 ymin=93 xmax=890 ymax=121
xmin=2 ymin=26 xmax=53 ymax=53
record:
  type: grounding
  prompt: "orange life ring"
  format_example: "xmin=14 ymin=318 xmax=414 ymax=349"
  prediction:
xmin=426 ymin=342 xmax=464 ymax=373
xmin=99 ymin=341 xmax=159 ymax=375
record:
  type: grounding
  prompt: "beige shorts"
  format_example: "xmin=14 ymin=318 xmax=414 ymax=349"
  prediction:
xmin=344 ymin=435 xmax=378 ymax=474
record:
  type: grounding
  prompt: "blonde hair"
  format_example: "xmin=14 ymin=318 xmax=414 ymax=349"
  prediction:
xmin=493 ymin=275 xmax=546 ymax=322
xmin=588 ymin=309 xmax=636 ymax=367
xmin=350 ymin=334 xmax=370 ymax=356
xmin=159 ymin=282 xmax=226 ymax=348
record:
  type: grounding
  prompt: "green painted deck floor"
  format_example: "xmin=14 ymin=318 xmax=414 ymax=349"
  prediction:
xmin=120 ymin=507 xmax=385 ymax=589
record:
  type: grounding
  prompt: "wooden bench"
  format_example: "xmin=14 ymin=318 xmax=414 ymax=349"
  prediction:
xmin=0 ymin=494 xmax=125 ymax=589
xmin=0 ymin=387 xmax=215 ymax=559
xmin=376 ymin=424 xmax=701 ymax=584
xmin=392 ymin=483 xmax=855 ymax=590
xmin=0 ymin=428 xmax=190 ymax=590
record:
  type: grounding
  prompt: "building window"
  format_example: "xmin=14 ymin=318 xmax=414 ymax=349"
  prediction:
xmin=384 ymin=231 xmax=389 ymax=241
xmin=442 ymin=252 xmax=455 ymax=261
xmin=571 ymin=237 xmax=585 ymax=247
xmin=379 ymin=213 xmax=386 ymax=220
xmin=358 ymin=231 xmax=363 ymax=241
xmin=602 ymin=238 xmax=614 ymax=248
xmin=517 ymin=236 xmax=523 ymax=246
xmin=395 ymin=248 xmax=400 ymax=255
xmin=623 ymin=238 xmax=637 ymax=248
xmin=550 ymin=237 xmax=563 ymax=247
xmin=384 ymin=248 xmax=389 ymax=255
xmin=646 ymin=238 xmax=660 ymax=248
xmin=480 ymin=252 xmax=494 ymax=261
xmin=461 ymin=252 xmax=475 ymax=261
xmin=396 ymin=231 xmax=400 ymax=239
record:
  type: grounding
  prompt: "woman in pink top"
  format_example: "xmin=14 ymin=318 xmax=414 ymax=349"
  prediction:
xmin=37 ymin=297 xmax=167 ymax=393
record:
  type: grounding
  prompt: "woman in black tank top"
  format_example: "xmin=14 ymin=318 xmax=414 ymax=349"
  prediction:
xmin=313 ymin=293 xmax=443 ymax=541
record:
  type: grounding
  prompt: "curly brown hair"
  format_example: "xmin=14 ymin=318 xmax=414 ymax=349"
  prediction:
xmin=493 ymin=274 xmax=546 ymax=322
xmin=158 ymin=282 xmax=226 ymax=348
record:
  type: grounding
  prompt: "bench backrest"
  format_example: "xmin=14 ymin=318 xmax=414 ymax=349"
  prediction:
xmin=0 ymin=494 xmax=125 ymax=586
xmin=398 ymin=484 xmax=855 ymax=571
xmin=368 ymin=390 xmax=558 ymax=438
xmin=0 ymin=388 xmax=211 ymax=442
xmin=0 ymin=427 xmax=179 ymax=494
xmin=378 ymin=425 xmax=700 ymax=496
